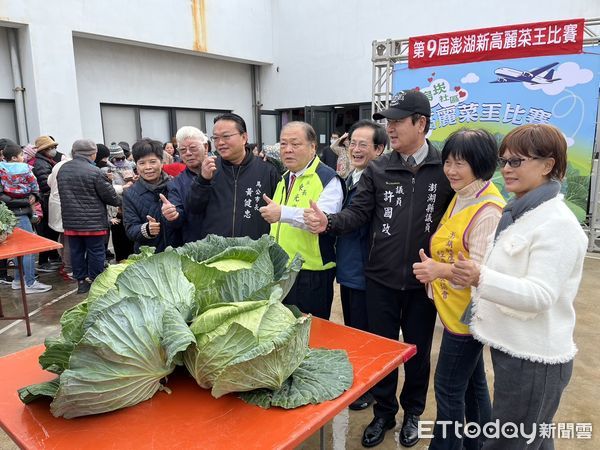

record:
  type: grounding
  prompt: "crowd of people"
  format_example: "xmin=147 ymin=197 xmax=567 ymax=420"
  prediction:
xmin=0 ymin=93 xmax=588 ymax=449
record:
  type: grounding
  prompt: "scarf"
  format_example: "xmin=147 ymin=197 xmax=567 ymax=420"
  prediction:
xmin=495 ymin=179 xmax=561 ymax=240
xmin=138 ymin=171 xmax=171 ymax=193
xmin=461 ymin=179 xmax=561 ymax=326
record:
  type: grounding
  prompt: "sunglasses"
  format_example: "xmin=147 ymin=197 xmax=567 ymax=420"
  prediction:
xmin=497 ymin=156 xmax=541 ymax=168
xmin=114 ymin=157 xmax=126 ymax=161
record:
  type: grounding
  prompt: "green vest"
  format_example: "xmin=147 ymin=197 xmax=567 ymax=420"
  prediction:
xmin=270 ymin=157 xmax=336 ymax=271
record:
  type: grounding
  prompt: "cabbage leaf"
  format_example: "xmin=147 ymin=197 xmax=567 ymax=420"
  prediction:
xmin=185 ymin=299 xmax=310 ymax=398
xmin=177 ymin=235 xmax=302 ymax=312
xmin=50 ymin=297 xmax=194 ymax=419
xmin=239 ymin=349 xmax=354 ymax=409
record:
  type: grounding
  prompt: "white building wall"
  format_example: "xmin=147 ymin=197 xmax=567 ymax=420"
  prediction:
xmin=73 ymin=38 xmax=254 ymax=143
xmin=0 ymin=0 xmax=273 ymax=63
xmin=0 ymin=0 xmax=272 ymax=146
xmin=260 ymin=0 xmax=600 ymax=110
xmin=1 ymin=0 xmax=600 ymax=145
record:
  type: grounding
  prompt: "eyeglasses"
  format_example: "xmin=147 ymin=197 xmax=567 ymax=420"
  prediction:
xmin=178 ymin=144 xmax=203 ymax=154
xmin=348 ymin=141 xmax=372 ymax=151
xmin=210 ymin=133 xmax=242 ymax=143
xmin=114 ymin=157 xmax=126 ymax=161
xmin=497 ymin=156 xmax=541 ymax=168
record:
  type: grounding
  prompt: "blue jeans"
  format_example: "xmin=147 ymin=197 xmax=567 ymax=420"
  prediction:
xmin=68 ymin=235 xmax=106 ymax=282
xmin=13 ymin=215 xmax=35 ymax=286
xmin=430 ymin=330 xmax=492 ymax=450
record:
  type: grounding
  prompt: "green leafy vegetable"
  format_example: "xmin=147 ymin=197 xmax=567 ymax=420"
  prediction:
xmin=185 ymin=299 xmax=311 ymax=398
xmin=239 ymin=349 xmax=354 ymax=409
xmin=177 ymin=235 xmax=302 ymax=312
xmin=18 ymin=378 xmax=60 ymax=404
xmin=50 ymin=297 xmax=194 ymax=419
xmin=19 ymin=235 xmax=351 ymax=418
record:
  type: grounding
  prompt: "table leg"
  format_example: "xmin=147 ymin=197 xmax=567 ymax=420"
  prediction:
xmin=17 ymin=256 xmax=31 ymax=336
xmin=320 ymin=426 xmax=324 ymax=450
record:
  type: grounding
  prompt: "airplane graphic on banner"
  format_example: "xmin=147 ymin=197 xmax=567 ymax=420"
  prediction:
xmin=491 ymin=62 xmax=561 ymax=84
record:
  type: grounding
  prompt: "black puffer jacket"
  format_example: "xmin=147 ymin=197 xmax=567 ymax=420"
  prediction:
xmin=330 ymin=141 xmax=454 ymax=291
xmin=57 ymin=156 xmax=120 ymax=231
xmin=33 ymin=153 xmax=56 ymax=195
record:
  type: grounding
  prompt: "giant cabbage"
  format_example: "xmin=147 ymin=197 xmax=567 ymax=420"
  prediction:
xmin=18 ymin=235 xmax=352 ymax=418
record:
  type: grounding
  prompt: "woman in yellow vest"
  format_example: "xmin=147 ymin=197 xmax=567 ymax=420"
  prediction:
xmin=413 ymin=129 xmax=505 ymax=450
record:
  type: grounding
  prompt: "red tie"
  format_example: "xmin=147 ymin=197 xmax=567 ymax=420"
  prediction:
xmin=286 ymin=174 xmax=296 ymax=202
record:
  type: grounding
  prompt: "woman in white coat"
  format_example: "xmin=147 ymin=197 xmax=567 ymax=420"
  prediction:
xmin=452 ymin=124 xmax=588 ymax=449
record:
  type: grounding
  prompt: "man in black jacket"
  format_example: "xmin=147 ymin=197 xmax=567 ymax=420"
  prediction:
xmin=57 ymin=139 xmax=120 ymax=294
xmin=305 ymin=90 xmax=454 ymax=448
xmin=186 ymin=113 xmax=280 ymax=239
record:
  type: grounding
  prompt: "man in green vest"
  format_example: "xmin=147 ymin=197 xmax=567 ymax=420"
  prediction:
xmin=260 ymin=121 xmax=343 ymax=319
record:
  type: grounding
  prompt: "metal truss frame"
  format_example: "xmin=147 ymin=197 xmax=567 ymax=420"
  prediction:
xmin=371 ymin=18 xmax=600 ymax=251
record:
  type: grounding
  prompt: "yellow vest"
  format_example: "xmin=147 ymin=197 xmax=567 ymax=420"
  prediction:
xmin=270 ymin=157 xmax=337 ymax=271
xmin=430 ymin=181 xmax=505 ymax=334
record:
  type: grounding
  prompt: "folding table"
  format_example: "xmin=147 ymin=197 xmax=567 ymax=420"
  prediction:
xmin=0 ymin=317 xmax=416 ymax=449
xmin=0 ymin=228 xmax=62 ymax=336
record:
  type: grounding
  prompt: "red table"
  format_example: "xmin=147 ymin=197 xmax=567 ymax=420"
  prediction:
xmin=0 ymin=318 xmax=416 ymax=449
xmin=0 ymin=228 xmax=62 ymax=336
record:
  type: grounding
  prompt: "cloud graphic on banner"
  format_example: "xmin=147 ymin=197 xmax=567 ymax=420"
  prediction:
xmin=524 ymin=62 xmax=594 ymax=96
xmin=461 ymin=73 xmax=479 ymax=84
xmin=421 ymin=78 xmax=469 ymax=108
xmin=564 ymin=135 xmax=575 ymax=147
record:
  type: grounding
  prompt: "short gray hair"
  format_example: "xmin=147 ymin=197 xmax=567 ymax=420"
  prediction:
xmin=71 ymin=139 xmax=97 ymax=157
xmin=281 ymin=121 xmax=317 ymax=145
xmin=176 ymin=126 xmax=208 ymax=145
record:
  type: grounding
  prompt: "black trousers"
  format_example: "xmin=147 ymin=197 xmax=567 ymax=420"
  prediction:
xmin=340 ymin=284 xmax=369 ymax=332
xmin=36 ymin=198 xmax=60 ymax=264
xmin=366 ymin=277 xmax=437 ymax=420
xmin=283 ymin=268 xmax=335 ymax=320
xmin=111 ymin=222 xmax=134 ymax=262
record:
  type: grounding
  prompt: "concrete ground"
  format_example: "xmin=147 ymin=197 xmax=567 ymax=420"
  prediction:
xmin=1 ymin=255 xmax=599 ymax=449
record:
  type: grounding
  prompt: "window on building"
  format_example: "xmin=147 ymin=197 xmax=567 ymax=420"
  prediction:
xmin=140 ymin=109 xmax=170 ymax=142
xmin=175 ymin=110 xmax=204 ymax=132
xmin=204 ymin=111 xmax=224 ymax=133
xmin=260 ymin=112 xmax=278 ymax=147
xmin=101 ymin=104 xmax=228 ymax=145
xmin=101 ymin=105 xmax=138 ymax=145
xmin=0 ymin=100 xmax=18 ymax=144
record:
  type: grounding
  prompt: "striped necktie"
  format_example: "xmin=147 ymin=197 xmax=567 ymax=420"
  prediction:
xmin=286 ymin=174 xmax=296 ymax=201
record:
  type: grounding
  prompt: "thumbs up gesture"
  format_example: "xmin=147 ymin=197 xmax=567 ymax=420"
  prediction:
xmin=160 ymin=193 xmax=179 ymax=222
xmin=303 ymin=200 xmax=328 ymax=234
xmin=146 ymin=215 xmax=161 ymax=237
xmin=412 ymin=248 xmax=439 ymax=284
xmin=259 ymin=194 xmax=281 ymax=223
xmin=450 ymin=251 xmax=480 ymax=288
